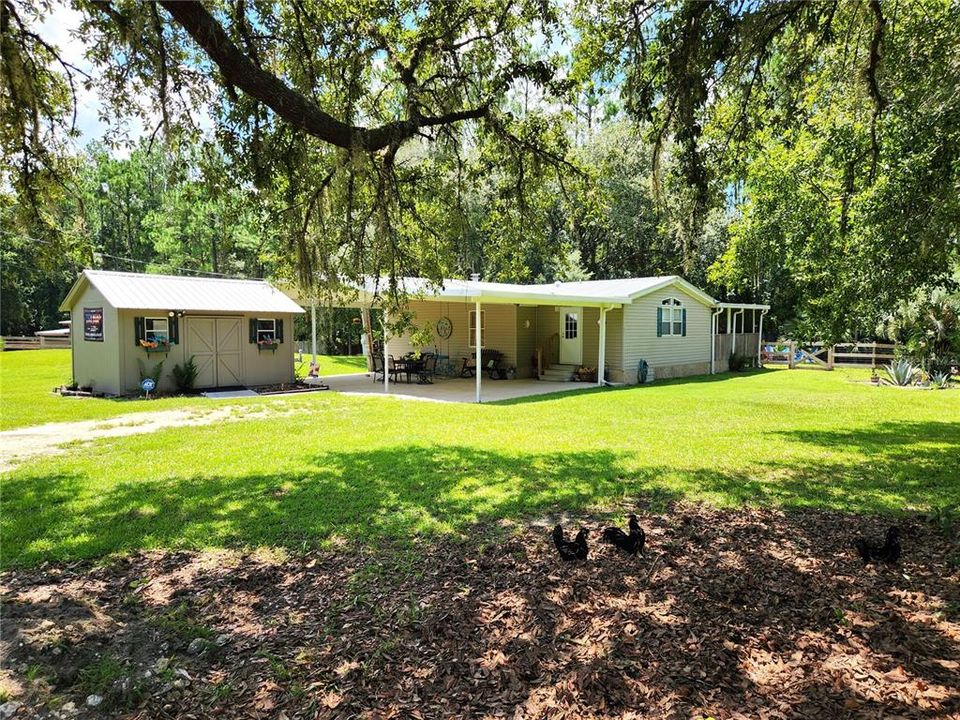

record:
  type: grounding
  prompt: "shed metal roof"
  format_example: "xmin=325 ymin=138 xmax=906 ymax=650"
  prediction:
xmin=60 ymin=270 xmax=305 ymax=314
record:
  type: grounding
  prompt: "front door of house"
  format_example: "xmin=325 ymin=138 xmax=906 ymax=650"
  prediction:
xmin=559 ymin=307 xmax=583 ymax=365
xmin=186 ymin=317 xmax=243 ymax=387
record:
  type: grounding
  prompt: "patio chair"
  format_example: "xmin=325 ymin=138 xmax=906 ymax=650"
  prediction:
xmin=372 ymin=353 xmax=385 ymax=382
xmin=387 ymin=355 xmax=408 ymax=383
xmin=461 ymin=350 xmax=506 ymax=379
xmin=417 ymin=353 xmax=437 ymax=384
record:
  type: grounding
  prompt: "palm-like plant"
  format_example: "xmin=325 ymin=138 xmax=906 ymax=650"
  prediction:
xmin=881 ymin=359 xmax=919 ymax=386
xmin=878 ymin=284 xmax=960 ymax=374
xmin=931 ymin=371 xmax=952 ymax=389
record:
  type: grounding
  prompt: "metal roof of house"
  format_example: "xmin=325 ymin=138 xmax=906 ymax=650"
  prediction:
xmin=60 ymin=270 xmax=305 ymax=314
xmin=353 ymin=275 xmax=718 ymax=307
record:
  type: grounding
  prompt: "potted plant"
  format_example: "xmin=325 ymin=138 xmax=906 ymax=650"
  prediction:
xmin=869 ymin=367 xmax=880 ymax=385
xmin=576 ymin=366 xmax=597 ymax=382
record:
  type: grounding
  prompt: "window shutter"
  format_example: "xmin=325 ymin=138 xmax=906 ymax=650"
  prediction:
xmin=134 ymin=316 xmax=145 ymax=345
xmin=276 ymin=319 xmax=284 ymax=343
xmin=169 ymin=316 xmax=180 ymax=345
xmin=681 ymin=308 xmax=687 ymax=337
xmin=656 ymin=307 xmax=663 ymax=337
xmin=249 ymin=318 xmax=257 ymax=344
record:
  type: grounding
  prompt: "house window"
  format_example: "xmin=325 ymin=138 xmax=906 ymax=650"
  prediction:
xmin=660 ymin=298 xmax=684 ymax=336
xmin=564 ymin=311 xmax=578 ymax=339
xmin=256 ymin=318 xmax=276 ymax=343
xmin=145 ymin=317 xmax=169 ymax=344
xmin=468 ymin=310 xmax=486 ymax=347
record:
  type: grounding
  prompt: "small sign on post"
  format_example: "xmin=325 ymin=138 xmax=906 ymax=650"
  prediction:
xmin=140 ymin=377 xmax=156 ymax=399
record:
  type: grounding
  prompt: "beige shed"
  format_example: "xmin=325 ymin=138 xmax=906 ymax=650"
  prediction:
xmin=59 ymin=270 xmax=304 ymax=396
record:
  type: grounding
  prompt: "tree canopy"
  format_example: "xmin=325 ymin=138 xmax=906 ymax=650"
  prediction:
xmin=1 ymin=0 xmax=957 ymax=341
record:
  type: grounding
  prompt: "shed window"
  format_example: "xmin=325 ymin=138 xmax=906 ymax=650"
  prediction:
xmin=256 ymin=318 xmax=276 ymax=343
xmin=659 ymin=298 xmax=686 ymax=337
xmin=145 ymin=317 xmax=169 ymax=344
xmin=468 ymin=310 xmax=486 ymax=347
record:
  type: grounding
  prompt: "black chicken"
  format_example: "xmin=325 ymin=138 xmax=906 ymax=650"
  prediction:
xmin=552 ymin=524 xmax=588 ymax=561
xmin=854 ymin=526 xmax=901 ymax=565
xmin=601 ymin=514 xmax=646 ymax=556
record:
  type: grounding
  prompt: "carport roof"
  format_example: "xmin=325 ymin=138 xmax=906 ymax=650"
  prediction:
xmin=60 ymin=270 xmax=305 ymax=314
xmin=345 ymin=275 xmax=718 ymax=307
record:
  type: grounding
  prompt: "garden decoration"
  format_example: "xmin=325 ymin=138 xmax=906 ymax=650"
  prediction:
xmin=436 ymin=316 xmax=453 ymax=339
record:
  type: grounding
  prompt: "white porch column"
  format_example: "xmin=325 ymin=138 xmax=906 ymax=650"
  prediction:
xmin=733 ymin=309 xmax=743 ymax=356
xmin=475 ymin=300 xmax=482 ymax=403
xmin=310 ymin=303 xmax=318 ymax=365
xmin=710 ymin=308 xmax=722 ymax=374
xmin=757 ymin=309 xmax=767 ymax=367
xmin=597 ymin=306 xmax=607 ymax=386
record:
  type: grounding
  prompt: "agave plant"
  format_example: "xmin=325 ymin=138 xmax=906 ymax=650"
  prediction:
xmin=931 ymin=371 xmax=952 ymax=389
xmin=881 ymin=359 xmax=919 ymax=386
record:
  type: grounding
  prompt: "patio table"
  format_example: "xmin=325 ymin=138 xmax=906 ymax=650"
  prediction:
xmin=393 ymin=358 xmax=419 ymax=383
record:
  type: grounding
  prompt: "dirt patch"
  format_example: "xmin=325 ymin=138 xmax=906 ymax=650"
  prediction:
xmin=1 ymin=504 xmax=958 ymax=719
xmin=0 ymin=407 xmax=262 ymax=472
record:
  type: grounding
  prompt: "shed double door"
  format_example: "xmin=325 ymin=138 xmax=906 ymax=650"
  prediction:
xmin=186 ymin=317 xmax=243 ymax=388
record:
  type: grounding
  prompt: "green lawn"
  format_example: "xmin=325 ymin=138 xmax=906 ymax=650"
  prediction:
xmin=298 ymin=352 xmax=368 ymax=376
xmin=0 ymin=349 xmax=366 ymax=430
xmin=2 ymin=350 xmax=958 ymax=569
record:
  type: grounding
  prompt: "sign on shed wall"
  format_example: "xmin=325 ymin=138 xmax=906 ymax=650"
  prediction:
xmin=83 ymin=307 xmax=103 ymax=341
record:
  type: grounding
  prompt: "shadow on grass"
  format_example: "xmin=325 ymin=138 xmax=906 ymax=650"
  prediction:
xmin=490 ymin=368 xmax=777 ymax=406
xmin=4 ymin=419 xmax=958 ymax=568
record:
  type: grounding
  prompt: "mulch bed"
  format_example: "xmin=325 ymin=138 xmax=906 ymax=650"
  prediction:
xmin=2 ymin=504 xmax=958 ymax=719
xmin=251 ymin=382 xmax=328 ymax=396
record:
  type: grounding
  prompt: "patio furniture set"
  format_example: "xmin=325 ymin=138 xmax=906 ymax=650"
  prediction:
xmin=373 ymin=353 xmax=439 ymax=384
xmin=373 ymin=349 xmax=512 ymax=384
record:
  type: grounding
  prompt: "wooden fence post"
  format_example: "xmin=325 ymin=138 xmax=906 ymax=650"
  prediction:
xmin=827 ymin=346 xmax=835 ymax=370
xmin=788 ymin=341 xmax=796 ymax=369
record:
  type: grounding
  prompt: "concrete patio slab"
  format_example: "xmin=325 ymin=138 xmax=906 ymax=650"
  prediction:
xmin=202 ymin=389 xmax=259 ymax=399
xmin=322 ymin=373 xmax=598 ymax=403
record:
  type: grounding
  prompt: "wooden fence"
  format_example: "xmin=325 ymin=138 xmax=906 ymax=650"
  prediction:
xmin=761 ymin=341 xmax=896 ymax=370
xmin=1 ymin=336 xmax=71 ymax=350
xmin=713 ymin=333 xmax=761 ymax=372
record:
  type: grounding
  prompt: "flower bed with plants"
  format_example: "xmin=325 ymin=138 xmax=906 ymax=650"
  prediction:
xmin=251 ymin=381 xmax=327 ymax=396
xmin=879 ymin=359 xmax=955 ymax=389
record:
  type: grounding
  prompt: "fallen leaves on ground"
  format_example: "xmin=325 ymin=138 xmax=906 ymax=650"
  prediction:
xmin=2 ymin=504 xmax=959 ymax=719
